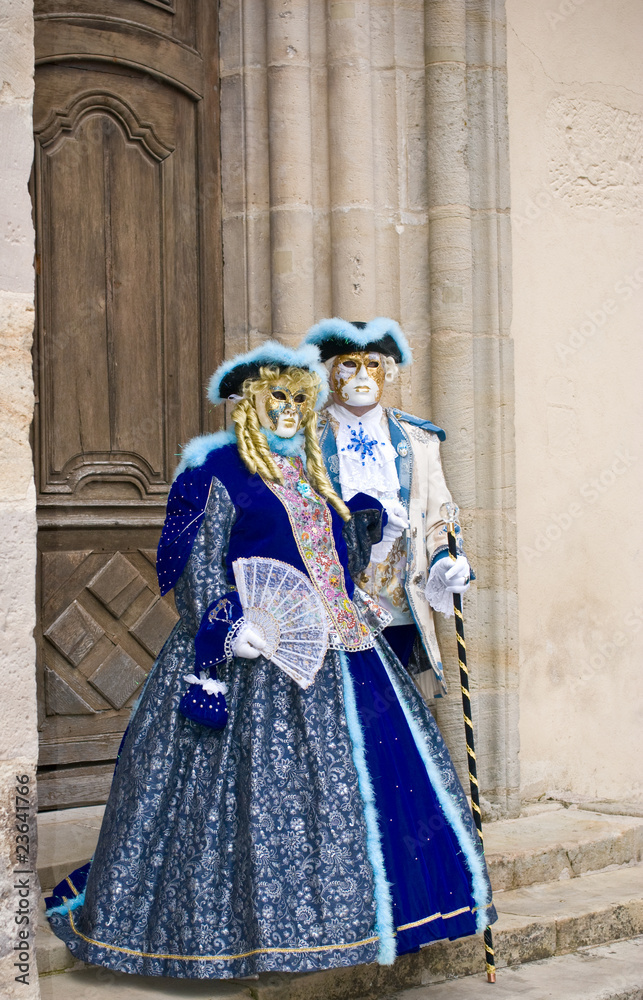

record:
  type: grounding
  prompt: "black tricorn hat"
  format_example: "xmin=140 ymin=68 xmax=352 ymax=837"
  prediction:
xmin=303 ymin=317 xmax=413 ymax=365
xmin=207 ymin=341 xmax=329 ymax=408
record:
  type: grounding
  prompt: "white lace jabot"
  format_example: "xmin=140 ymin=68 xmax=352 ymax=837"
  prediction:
xmin=326 ymin=403 xmax=401 ymax=502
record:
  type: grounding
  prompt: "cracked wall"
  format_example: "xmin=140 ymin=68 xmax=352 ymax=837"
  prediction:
xmin=547 ymin=97 xmax=642 ymax=214
xmin=507 ymin=0 xmax=643 ymax=806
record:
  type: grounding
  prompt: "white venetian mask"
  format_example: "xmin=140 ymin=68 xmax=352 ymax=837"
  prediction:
xmin=255 ymin=384 xmax=311 ymax=438
xmin=330 ymin=352 xmax=385 ymax=407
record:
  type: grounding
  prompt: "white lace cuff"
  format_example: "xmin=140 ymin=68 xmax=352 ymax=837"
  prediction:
xmin=424 ymin=566 xmax=455 ymax=617
xmin=223 ymin=617 xmax=247 ymax=661
xmin=183 ymin=672 xmax=228 ymax=696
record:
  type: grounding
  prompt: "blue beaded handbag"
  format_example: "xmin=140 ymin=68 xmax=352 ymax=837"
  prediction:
xmin=179 ymin=671 xmax=228 ymax=729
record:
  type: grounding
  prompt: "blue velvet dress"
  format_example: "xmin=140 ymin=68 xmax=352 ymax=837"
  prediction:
xmin=46 ymin=438 xmax=496 ymax=979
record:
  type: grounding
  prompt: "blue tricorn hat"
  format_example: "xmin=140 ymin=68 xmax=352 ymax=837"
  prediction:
xmin=303 ymin=317 xmax=413 ymax=366
xmin=207 ymin=340 xmax=330 ymax=409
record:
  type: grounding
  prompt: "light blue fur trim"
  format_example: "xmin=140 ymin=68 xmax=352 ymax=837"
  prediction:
xmin=207 ymin=341 xmax=329 ymax=409
xmin=304 ymin=317 xmax=413 ymax=366
xmin=173 ymin=429 xmax=237 ymax=479
xmin=260 ymin=427 xmax=306 ymax=457
xmin=380 ymin=659 xmax=491 ymax=934
xmin=172 ymin=425 xmax=308 ymax=480
xmin=339 ymin=651 xmax=397 ymax=966
xmin=45 ymin=888 xmax=86 ymax=918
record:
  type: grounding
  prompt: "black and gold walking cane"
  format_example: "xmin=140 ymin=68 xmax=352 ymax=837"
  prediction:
xmin=440 ymin=501 xmax=496 ymax=983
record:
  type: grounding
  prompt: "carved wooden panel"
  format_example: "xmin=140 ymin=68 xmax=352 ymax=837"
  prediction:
xmin=34 ymin=84 xmax=196 ymax=501
xmin=37 ymin=530 xmax=181 ymax=804
xmin=33 ymin=1 xmax=221 ymax=809
xmin=35 ymin=96 xmax=172 ymax=498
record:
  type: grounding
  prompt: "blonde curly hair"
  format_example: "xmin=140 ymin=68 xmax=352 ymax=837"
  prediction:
xmin=231 ymin=366 xmax=351 ymax=522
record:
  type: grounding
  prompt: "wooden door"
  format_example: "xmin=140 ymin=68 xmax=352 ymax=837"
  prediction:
xmin=32 ymin=0 xmax=222 ymax=809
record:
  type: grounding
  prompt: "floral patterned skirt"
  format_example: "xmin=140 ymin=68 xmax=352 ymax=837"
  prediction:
xmin=47 ymin=624 xmax=495 ymax=978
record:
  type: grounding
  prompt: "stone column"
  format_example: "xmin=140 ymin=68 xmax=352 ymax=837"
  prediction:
xmin=469 ymin=0 xmax=518 ymax=818
xmin=326 ymin=2 xmax=377 ymax=318
xmin=426 ymin=0 xmax=518 ymax=817
xmin=219 ymin=0 xmax=271 ymax=356
xmin=266 ymin=0 xmax=316 ymax=341
xmin=0 ymin=1 xmax=40 ymax=996
xmin=219 ymin=0 xmax=518 ymax=815
xmin=327 ymin=1 xmax=434 ymax=408
xmin=219 ymin=0 xmax=330 ymax=350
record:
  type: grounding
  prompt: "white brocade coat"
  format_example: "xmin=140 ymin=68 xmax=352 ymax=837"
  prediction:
xmin=319 ymin=407 xmax=464 ymax=699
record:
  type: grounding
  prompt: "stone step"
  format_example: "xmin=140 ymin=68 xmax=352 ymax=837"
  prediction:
xmin=37 ymin=804 xmax=104 ymax=894
xmin=40 ymin=936 xmax=643 ymax=1000
xmin=360 ymin=936 xmax=643 ymax=1000
xmin=484 ymin=804 xmax=643 ymax=891
xmin=38 ymin=863 xmax=643 ymax=998
xmin=39 ymin=966 xmax=253 ymax=999
xmin=36 ymin=803 xmax=643 ymax=896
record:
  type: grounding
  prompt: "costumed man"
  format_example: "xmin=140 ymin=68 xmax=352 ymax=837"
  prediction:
xmin=45 ymin=341 xmax=495 ymax=978
xmin=302 ymin=318 xmax=472 ymax=701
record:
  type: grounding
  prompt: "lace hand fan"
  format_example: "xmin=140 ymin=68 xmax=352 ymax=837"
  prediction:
xmin=232 ymin=557 xmax=329 ymax=689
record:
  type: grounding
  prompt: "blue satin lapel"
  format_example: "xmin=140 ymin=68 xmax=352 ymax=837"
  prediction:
xmin=387 ymin=413 xmax=412 ymax=509
xmin=319 ymin=419 xmax=341 ymax=495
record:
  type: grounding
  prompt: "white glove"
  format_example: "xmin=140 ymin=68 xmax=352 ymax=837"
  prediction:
xmin=433 ymin=554 xmax=471 ymax=594
xmin=383 ymin=503 xmax=409 ymax=540
xmin=370 ymin=503 xmax=410 ymax=563
xmin=232 ymin=624 xmax=267 ymax=659
xmin=425 ymin=555 xmax=471 ymax=617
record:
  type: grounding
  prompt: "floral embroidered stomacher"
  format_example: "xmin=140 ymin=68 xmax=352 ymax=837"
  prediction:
xmin=263 ymin=455 xmax=373 ymax=651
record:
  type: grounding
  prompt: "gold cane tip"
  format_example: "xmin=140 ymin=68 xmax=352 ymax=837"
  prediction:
xmin=487 ymin=971 xmax=496 ymax=983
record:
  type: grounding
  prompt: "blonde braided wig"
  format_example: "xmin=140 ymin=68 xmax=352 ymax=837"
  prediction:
xmin=231 ymin=366 xmax=350 ymax=521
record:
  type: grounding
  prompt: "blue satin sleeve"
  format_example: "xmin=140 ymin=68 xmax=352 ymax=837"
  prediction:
xmin=345 ymin=491 xmax=385 ymax=518
xmin=338 ymin=493 xmax=386 ymax=582
xmin=156 ymin=465 xmax=214 ymax=596
xmin=193 ymin=593 xmax=244 ymax=670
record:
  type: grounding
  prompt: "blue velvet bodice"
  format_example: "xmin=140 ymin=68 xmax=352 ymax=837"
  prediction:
xmin=157 ymin=443 xmax=352 ymax=599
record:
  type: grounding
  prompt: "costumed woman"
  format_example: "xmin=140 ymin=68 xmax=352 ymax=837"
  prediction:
xmin=46 ymin=342 xmax=496 ymax=979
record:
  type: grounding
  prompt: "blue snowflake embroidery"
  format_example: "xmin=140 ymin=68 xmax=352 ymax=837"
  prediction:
xmin=340 ymin=423 xmax=386 ymax=466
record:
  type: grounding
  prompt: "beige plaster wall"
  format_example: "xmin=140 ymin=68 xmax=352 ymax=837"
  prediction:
xmin=507 ymin=0 xmax=643 ymax=805
xmin=0 ymin=0 xmax=39 ymax=996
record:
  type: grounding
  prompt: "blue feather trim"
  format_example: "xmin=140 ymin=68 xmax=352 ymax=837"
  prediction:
xmin=379 ymin=661 xmax=492 ymax=933
xmin=173 ymin=429 xmax=237 ymax=479
xmin=45 ymin=888 xmax=86 ymax=918
xmin=260 ymin=427 xmax=306 ymax=458
xmin=207 ymin=341 xmax=330 ymax=409
xmin=339 ymin=651 xmax=397 ymax=966
xmin=173 ymin=427 xmax=308 ymax=480
xmin=305 ymin=317 xmax=413 ymax=366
